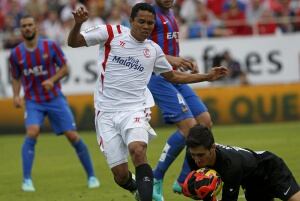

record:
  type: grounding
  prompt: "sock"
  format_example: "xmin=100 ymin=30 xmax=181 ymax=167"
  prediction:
xmin=153 ymin=130 xmax=186 ymax=179
xmin=22 ymin=137 xmax=37 ymax=180
xmin=177 ymin=154 xmax=191 ymax=184
xmin=136 ymin=164 xmax=153 ymax=201
xmin=115 ymin=171 xmax=137 ymax=192
xmin=72 ymin=139 xmax=94 ymax=178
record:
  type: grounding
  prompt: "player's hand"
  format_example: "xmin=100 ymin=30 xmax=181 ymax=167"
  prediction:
xmin=167 ymin=56 xmax=199 ymax=73
xmin=13 ymin=96 xmax=23 ymax=108
xmin=72 ymin=7 xmax=89 ymax=24
xmin=207 ymin=66 xmax=229 ymax=81
xmin=42 ymin=79 xmax=54 ymax=91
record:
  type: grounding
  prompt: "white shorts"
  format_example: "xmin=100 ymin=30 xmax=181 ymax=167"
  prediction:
xmin=95 ymin=108 xmax=156 ymax=168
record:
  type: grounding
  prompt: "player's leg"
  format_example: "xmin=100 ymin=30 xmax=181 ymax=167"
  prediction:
xmin=64 ymin=130 xmax=100 ymax=188
xmin=22 ymin=100 xmax=45 ymax=192
xmin=47 ymin=96 xmax=99 ymax=188
xmin=177 ymin=84 xmax=212 ymax=128
xmin=266 ymin=152 xmax=300 ymax=201
xmin=127 ymin=136 xmax=153 ymax=201
xmin=154 ymin=117 xmax=195 ymax=179
xmin=244 ymin=185 xmax=274 ymax=201
xmin=173 ymin=84 xmax=212 ymax=193
xmin=111 ymin=163 xmax=138 ymax=194
xmin=172 ymin=155 xmax=190 ymax=194
xmin=148 ymin=76 xmax=195 ymax=178
xmin=124 ymin=109 xmax=156 ymax=201
xmin=149 ymin=76 xmax=197 ymax=201
xmin=95 ymin=111 xmax=140 ymax=199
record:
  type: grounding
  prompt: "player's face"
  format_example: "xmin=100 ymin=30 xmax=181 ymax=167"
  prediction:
xmin=20 ymin=17 xmax=37 ymax=41
xmin=189 ymin=146 xmax=215 ymax=168
xmin=156 ymin=0 xmax=174 ymax=9
xmin=130 ymin=10 xmax=155 ymax=41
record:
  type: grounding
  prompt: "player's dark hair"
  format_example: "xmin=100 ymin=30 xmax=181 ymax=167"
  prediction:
xmin=130 ymin=3 xmax=155 ymax=20
xmin=186 ymin=124 xmax=215 ymax=149
xmin=20 ymin=14 xmax=35 ymax=21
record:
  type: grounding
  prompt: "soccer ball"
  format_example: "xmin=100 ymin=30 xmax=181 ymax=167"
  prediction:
xmin=182 ymin=168 xmax=222 ymax=201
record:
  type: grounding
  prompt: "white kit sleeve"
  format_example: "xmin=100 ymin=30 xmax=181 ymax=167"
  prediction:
xmin=80 ymin=25 xmax=109 ymax=46
xmin=153 ymin=43 xmax=173 ymax=75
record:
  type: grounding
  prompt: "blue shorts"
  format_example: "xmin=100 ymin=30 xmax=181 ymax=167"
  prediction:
xmin=25 ymin=95 xmax=76 ymax=135
xmin=148 ymin=74 xmax=208 ymax=124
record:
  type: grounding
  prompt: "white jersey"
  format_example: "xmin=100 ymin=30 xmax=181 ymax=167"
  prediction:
xmin=81 ymin=24 xmax=172 ymax=112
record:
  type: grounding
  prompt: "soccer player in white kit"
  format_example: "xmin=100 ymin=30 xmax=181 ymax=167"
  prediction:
xmin=68 ymin=3 xmax=228 ymax=201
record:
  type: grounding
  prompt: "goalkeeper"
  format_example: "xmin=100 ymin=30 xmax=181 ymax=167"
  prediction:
xmin=183 ymin=124 xmax=300 ymax=201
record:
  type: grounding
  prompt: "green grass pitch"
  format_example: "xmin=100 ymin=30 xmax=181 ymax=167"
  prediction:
xmin=0 ymin=121 xmax=299 ymax=201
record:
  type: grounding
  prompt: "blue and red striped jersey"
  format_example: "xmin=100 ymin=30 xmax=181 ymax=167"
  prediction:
xmin=9 ymin=38 xmax=66 ymax=103
xmin=149 ymin=5 xmax=180 ymax=58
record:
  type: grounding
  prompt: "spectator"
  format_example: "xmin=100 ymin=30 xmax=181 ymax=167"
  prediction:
xmin=0 ymin=10 xmax=4 ymax=31
xmin=223 ymin=0 xmax=247 ymax=13
xmin=7 ymin=0 xmax=24 ymax=28
xmin=60 ymin=0 xmax=83 ymax=23
xmin=47 ymin=0 xmax=64 ymax=12
xmin=180 ymin=0 xmax=199 ymax=23
xmin=81 ymin=0 xmax=105 ymax=31
xmin=222 ymin=0 xmax=253 ymax=35
xmin=25 ymin=0 xmax=47 ymax=21
xmin=188 ymin=1 xmax=232 ymax=38
xmin=212 ymin=50 xmax=249 ymax=86
xmin=256 ymin=9 xmax=277 ymax=34
xmin=206 ymin=0 xmax=227 ymax=19
xmin=106 ymin=5 xmax=130 ymax=27
xmin=40 ymin=10 xmax=65 ymax=45
xmin=2 ymin=14 xmax=22 ymax=49
xmin=246 ymin=0 xmax=267 ymax=26
xmin=274 ymin=0 xmax=296 ymax=33
xmin=294 ymin=7 xmax=300 ymax=31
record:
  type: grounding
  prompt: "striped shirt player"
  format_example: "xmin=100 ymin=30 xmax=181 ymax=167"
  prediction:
xmin=9 ymin=38 xmax=76 ymax=132
xmin=148 ymin=3 xmax=209 ymax=125
xmin=10 ymin=15 xmax=100 ymax=192
xmin=10 ymin=39 xmax=65 ymax=103
xmin=150 ymin=4 xmax=179 ymax=58
xmin=149 ymin=1 xmax=214 ymax=200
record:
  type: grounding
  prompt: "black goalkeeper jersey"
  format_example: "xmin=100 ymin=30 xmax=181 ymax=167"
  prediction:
xmin=186 ymin=144 xmax=281 ymax=201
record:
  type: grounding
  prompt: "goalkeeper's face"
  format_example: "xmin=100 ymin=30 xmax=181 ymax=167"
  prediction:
xmin=20 ymin=17 xmax=37 ymax=41
xmin=189 ymin=145 xmax=215 ymax=168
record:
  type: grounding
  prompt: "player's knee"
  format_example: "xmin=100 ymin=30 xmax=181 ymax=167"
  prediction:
xmin=196 ymin=112 xmax=213 ymax=129
xmin=26 ymin=125 xmax=40 ymax=138
xmin=112 ymin=166 xmax=130 ymax=185
xmin=202 ymin=121 xmax=213 ymax=129
xmin=177 ymin=118 xmax=197 ymax=137
xmin=128 ymin=142 xmax=147 ymax=165
xmin=64 ymin=130 xmax=80 ymax=142
xmin=114 ymin=172 xmax=129 ymax=185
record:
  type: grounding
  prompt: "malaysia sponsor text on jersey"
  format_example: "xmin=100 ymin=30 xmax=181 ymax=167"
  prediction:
xmin=112 ymin=56 xmax=144 ymax=72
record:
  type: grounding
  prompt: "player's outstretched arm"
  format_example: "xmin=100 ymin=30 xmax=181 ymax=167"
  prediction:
xmin=161 ymin=67 xmax=229 ymax=84
xmin=68 ymin=6 xmax=88 ymax=48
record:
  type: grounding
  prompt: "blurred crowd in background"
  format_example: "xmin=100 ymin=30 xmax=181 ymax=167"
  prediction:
xmin=1 ymin=0 xmax=300 ymax=49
